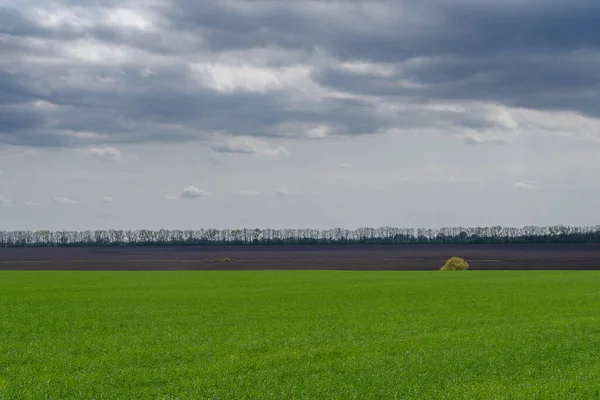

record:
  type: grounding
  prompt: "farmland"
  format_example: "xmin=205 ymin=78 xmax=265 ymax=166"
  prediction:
xmin=2 ymin=243 xmax=600 ymax=270
xmin=1 ymin=270 xmax=600 ymax=399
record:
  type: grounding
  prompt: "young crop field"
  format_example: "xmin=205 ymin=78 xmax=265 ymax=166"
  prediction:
xmin=1 ymin=271 xmax=600 ymax=399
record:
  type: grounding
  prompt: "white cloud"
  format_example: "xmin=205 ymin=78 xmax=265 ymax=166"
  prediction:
xmin=30 ymin=100 xmax=59 ymax=110
xmin=31 ymin=6 xmax=95 ymax=30
xmin=181 ymin=186 xmax=211 ymax=199
xmin=86 ymin=147 xmax=122 ymax=160
xmin=189 ymin=63 xmax=311 ymax=93
xmin=52 ymin=196 xmax=80 ymax=205
xmin=305 ymin=125 xmax=331 ymax=139
xmin=274 ymin=123 xmax=337 ymax=139
xmin=0 ymin=196 xmax=12 ymax=206
xmin=165 ymin=195 xmax=179 ymax=201
xmin=274 ymin=188 xmax=305 ymax=196
xmin=459 ymin=132 xmax=513 ymax=145
xmin=339 ymin=61 xmax=396 ymax=78
xmin=208 ymin=136 xmax=290 ymax=158
xmin=104 ymin=8 xmax=154 ymax=31
xmin=509 ymin=108 xmax=600 ymax=143
xmin=24 ymin=201 xmax=42 ymax=207
xmin=486 ymin=106 xmax=519 ymax=130
xmin=140 ymin=68 xmax=155 ymax=77
xmin=103 ymin=196 xmax=114 ymax=203
xmin=237 ymin=190 xmax=262 ymax=196
xmin=61 ymin=38 xmax=137 ymax=65
xmin=515 ymin=182 xmax=539 ymax=190
xmin=340 ymin=162 xmax=352 ymax=169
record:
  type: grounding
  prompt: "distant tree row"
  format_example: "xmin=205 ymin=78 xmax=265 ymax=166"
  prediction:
xmin=1 ymin=225 xmax=600 ymax=247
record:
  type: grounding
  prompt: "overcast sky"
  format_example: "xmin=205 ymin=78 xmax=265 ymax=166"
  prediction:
xmin=1 ymin=0 xmax=600 ymax=230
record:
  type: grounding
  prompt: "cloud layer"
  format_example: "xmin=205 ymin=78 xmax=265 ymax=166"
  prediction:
xmin=2 ymin=0 xmax=600 ymax=150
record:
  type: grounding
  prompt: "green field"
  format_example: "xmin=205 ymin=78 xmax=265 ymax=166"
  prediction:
xmin=1 ymin=271 xmax=600 ymax=399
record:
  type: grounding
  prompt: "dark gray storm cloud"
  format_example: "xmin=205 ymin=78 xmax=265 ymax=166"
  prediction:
xmin=312 ymin=52 xmax=600 ymax=117
xmin=156 ymin=0 xmax=600 ymax=58
xmin=1 ymin=0 xmax=599 ymax=147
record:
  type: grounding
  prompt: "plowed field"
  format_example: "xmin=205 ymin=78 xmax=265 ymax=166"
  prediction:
xmin=2 ymin=243 xmax=600 ymax=270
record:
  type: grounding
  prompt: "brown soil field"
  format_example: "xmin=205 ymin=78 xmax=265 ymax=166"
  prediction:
xmin=1 ymin=243 xmax=600 ymax=270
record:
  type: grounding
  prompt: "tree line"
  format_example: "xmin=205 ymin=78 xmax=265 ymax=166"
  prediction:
xmin=1 ymin=225 xmax=600 ymax=247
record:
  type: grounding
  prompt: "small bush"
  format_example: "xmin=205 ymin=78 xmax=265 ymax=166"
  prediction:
xmin=440 ymin=257 xmax=469 ymax=271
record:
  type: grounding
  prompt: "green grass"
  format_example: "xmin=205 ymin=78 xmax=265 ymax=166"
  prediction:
xmin=1 ymin=271 xmax=600 ymax=399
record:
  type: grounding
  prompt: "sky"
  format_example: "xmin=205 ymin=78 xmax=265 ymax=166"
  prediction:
xmin=1 ymin=0 xmax=600 ymax=230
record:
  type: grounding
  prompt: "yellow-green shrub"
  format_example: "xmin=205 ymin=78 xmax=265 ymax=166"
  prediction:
xmin=440 ymin=257 xmax=469 ymax=271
